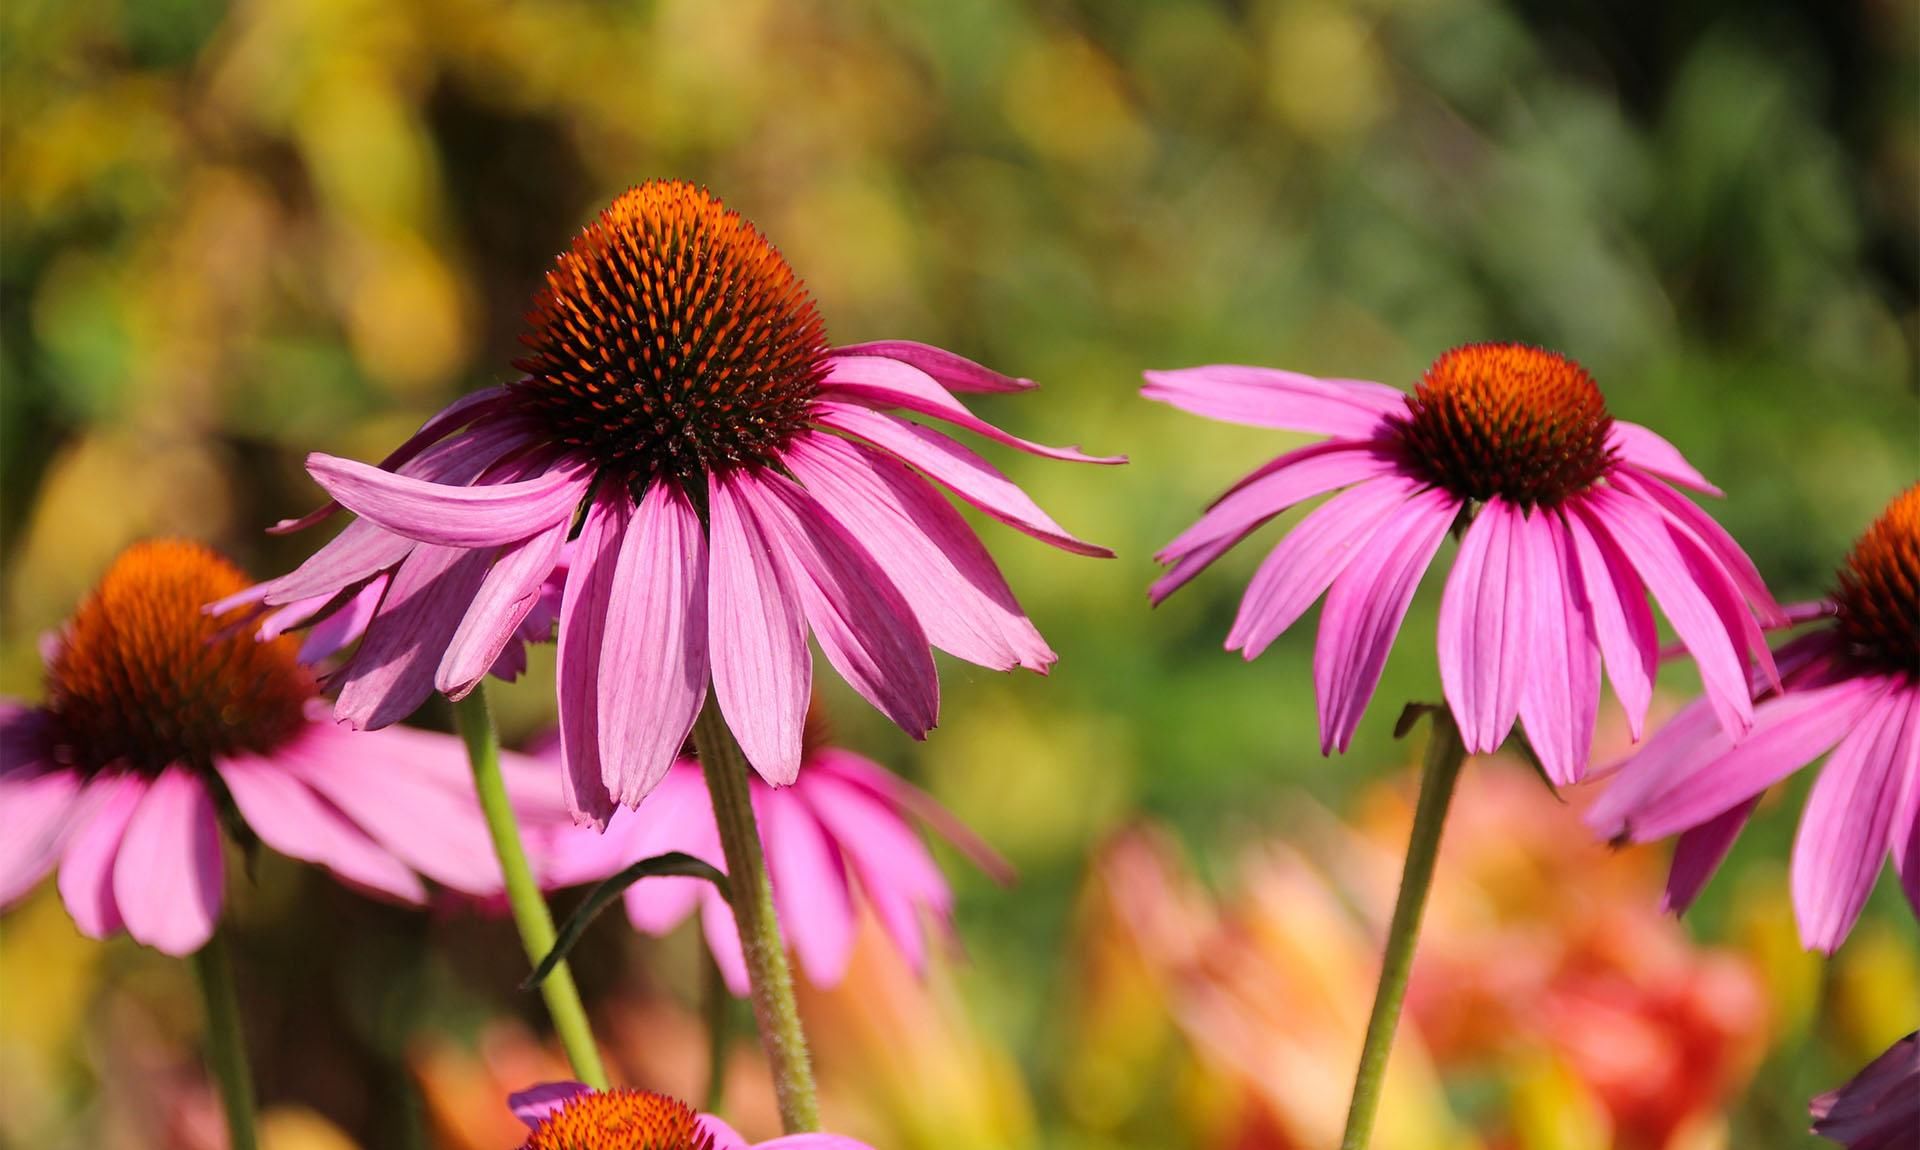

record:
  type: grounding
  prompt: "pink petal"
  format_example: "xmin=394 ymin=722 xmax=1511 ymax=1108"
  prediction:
xmin=1516 ymin=512 xmax=1602 ymax=784
xmin=1663 ymin=798 xmax=1758 ymax=914
xmin=334 ymin=545 xmax=494 ymax=729
xmin=1313 ymin=485 xmax=1455 ymax=753
xmin=817 ymin=749 xmax=1014 ymax=885
xmin=700 ymin=890 xmax=751 ymax=995
xmin=1607 ymin=421 xmax=1722 ymax=496
xmin=1226 ymin=476 xmax=1424 ymax=659
xmin=1141 ymin=365 xmax=1406 ymax=438
xmin=1587 ymin=693 xmax=1733 ymax=837
xmin=695 ymin=1114 xmax=754 ymax=1150
xmin=0 ymin=722 xmax=85 ymax=906
xmin=740 ymin=471 xmax=938 ymax=740
xmin=57 ymin=775 xmax=145 ymax=939
xmin=784 ymin=432 xmax=1052 ymax=673
xmin=437 ymin=516 xmax=571 ymax=700
xmin=507 ymin=1080 xmax=592 ymax=1128
xmin=1792 ymin=690 xmax=1915 ymax=952
xmin=295 ymin=580 xmax=385 ymax=663
xmin=803 ymin=769 xmax=951 ymax=973
xmin=756 ymin=1138 xmax=882 ymax=1150
xmin=113 ymin=768 xmax=223 ymax=955
xmin=1893 ymin=691 xmax=1920 ymax=920
xmin=1562 ymin=503 xmax=1658 ymax=740
xmin=813 ymin=401 xmax=1112 ymax=557
xmin=597 ymin=480 xmax=709 ymax=808
xmin=306 ymin=453 xmax=591 ymax=548
xmin=820 ymin=355 xmax=1121 ymax=463
xmin=217 ymin=752 xmax=426 ymax=904
xmin=233 ymin=520 xmax=417 ymax=609
xmin=1613 ymin=469 xmax=1785 ymax=624
xmin=1156 ymin=440 xmax=1401 ymax=565
xmin=708 ymin=470 xmax=811 ymax=785
xmin=1809 ymin=1033 xmax=1920 ymax=1149
xmin=760 ymin=789 xmax=856 ymax=987
xmin=1437 ymin=499 xmax=1534 ymax=754
xmin=556 ymin=488 xmax=630 ymax=828
xmin=829 ymin=341 xmax=1035 ymax=393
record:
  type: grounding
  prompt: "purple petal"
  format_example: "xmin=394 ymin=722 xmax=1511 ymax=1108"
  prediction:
xmin=57 ymin=775 xmax=144 ymax=939
xmin=1141 ymin=365 xmax=1406 ymax=438
xmin=1587 ymin=694 xmax=1732 ymax=838
xmin=1437 ymin=499 xmax=1534 ymax=754
xmin=295 ymin=580 xmax=385 ymax=663
xmin=1810 ymin=1033 xmax=1920 ymax=1150
xmin=1892 ymin=689 xmax=1920 ymax=921
xmin=307 ymin=453 xmax=591 ymax=549
xmin=829 ymin=341 xmax=1035 ymax=393
xmin=1562 ymin=502 xmax=1658 ymax=739
xmin=820 ymin=355 xmax=1122 ymax=463
xmin=598 ymin=480 xmax=709 ymax=808
xmin=334 ymin=545 xmax=494 ymax=729
xmin=556 ymin=488 xmax=629 ymax=828
xmin=113 ymin=768 xmax=223 ymax=955
xmin=1313 ymin=485 xmax=1455 ymax=753
xmin=217 ymin=751 xmax=426 ymax=904
xmin=708 ymin=470 xmax=811 ymax=785
xmin=1607 ymin=421 xmax=1722 ymax=496
xmin=1663 ymin=798 xmax=1758 ymax=915
xmin=761 ymin=789 xmax=856 ymax=987
xmin=1792 ymin=690 xmax=1914 ymax=952
xmin=1613 ymin=469 xmax=1785 ymax=625
xmin=437 ymin=516 xmax=571 ymax=700
xmin=1157 ymin=440 xmax=1401 ymax=564
xmin=1516 ymin=512 xmax=1602 ymax=785
xmin=507 ymin=1081 xmax=592 ymax=1128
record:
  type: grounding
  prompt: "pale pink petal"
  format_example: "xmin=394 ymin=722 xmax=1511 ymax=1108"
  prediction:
xmin=1663 ymin=504 xmax=1782 ymax=692
xmin=1663 ymin=798 xmax=1758 ymax=914
xmin=113 ymin=768 xmax=223 ymax=955
xmin=1792 ymin=690 xmax=1915 ymax=952
xmin=1141 ymin=365 xmax=1406 ymax=438
xmin=556 ymin=488 xmax=629 ymax=828
xmin=306 ymin=453 xmax=591 ymax=549
xmin=1563 ymin=503 xmax=1658 ymax=739
xmin=0 ymin=714 xmax=85 ymax=906
xmin=785 ymin=432 xmax=1052 ymax=672
xmin=1438 ymin=499 xmax=1534 ymax=754
xmin=1313 ymin=485 xmax=1455 ymax=753
xmin=1607 ymin=421 xmax=1722 ymax=496
xmin=1613 ymin=469 xmax=1785 ymax=624
xmin=295 ymin=580 xmax=385 ymax=663
xmin=830 ymin=341 xmax=1034 ymax=393
xmin=1587 ymin=694 xmax=1734 ymax=837
xmin=437 ymin=517 xmax=571 ymax=700
xmin=760 ymin=789 xmax=856 ymax=986
xmin=741 ymin=471 xmax=937 ymax=739
xmin=1157 ymin=440 xmax=1403 ymax=563
xmin=597 ymin=481 xmax=709 ymax=808
xmin=1517 ymin=512 xmax=1602 ymax=784
xmin=1227 ymin=476 xmax=1424 ymax=660
xmin=820 ymin=355 xmax=1121 ymax=463
xmin=707 ymin=471 xmax=811 ymax=786
xmin=803 ymin=769 xmax=950 ymax=972
xmin=507 ymin=1081 xmax=592 ymax=1128
xmin=334 ymin=545 xmax=494 ymax=729
xmin=814 ymin=401 xmax=1112 ymax=557
xmin=217 ymin=752 xmax=425 ymax=904
xmin=817 ymin=749 xmax=1014 ymax=885
xmin=57 ymin=775 xmax=145 ymax=938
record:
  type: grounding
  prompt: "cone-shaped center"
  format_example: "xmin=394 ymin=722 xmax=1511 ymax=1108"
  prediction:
xmin=512 ymin=180 xmax=829 ymax=489
xmin=520 ymin=1090 xmax=713 ymax=1150
xmin=1833 ymin=484 xmax=1920 ymax=677
xmin=1392 ymin=343 xmax=1615 ymax=507
xmin=43 ymin=540 xmax=314 ymax=774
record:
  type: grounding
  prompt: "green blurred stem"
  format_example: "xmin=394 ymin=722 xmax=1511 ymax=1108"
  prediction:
xmin=1339 ymin=711 xmax=1467 ymax=1150
xmin=453 ymin=683 xmax=608 ymax=1089
xmin=191 ymin=928 xmax=258 ymax=1150
xmin=703 ymin=948 xmax=730 ymax=1116
xmin=692 ymin=697 xmax=821 ymax=1133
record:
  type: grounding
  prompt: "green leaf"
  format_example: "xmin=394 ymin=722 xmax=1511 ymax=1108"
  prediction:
xmin=523 ymin=852 xmax=730 ymax=990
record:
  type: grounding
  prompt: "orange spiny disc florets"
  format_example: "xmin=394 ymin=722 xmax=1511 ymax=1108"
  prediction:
xmin=1392 ymin=343 xmax=1615 ymax=507
xmin=1833 ymin=484 xmax=1920 ymax=677
xmin=520 ymin=1090 xmax=713 ymax=1150
xmin=511 ymin=180 xmax=829 ymax=490
xmin=43 ymin=540 xmax=314 ymax=774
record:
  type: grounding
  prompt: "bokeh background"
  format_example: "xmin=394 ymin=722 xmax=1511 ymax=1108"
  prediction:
xmin=2 ymin=0 xmax=1916 ymax=1147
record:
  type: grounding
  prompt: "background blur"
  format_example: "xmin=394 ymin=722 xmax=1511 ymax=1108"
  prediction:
xmin=2 ymin=0 xmax=1915 ymax=1147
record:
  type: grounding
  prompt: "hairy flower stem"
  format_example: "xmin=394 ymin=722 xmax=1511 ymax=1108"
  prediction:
xmin=1339 ymin=711 xmax=1468 ymax=1150
xmin=693 ymin=696 xmax=822 ymax=1132
xmin=453 ymin=684 xmax=608 ymax=1089
xmin=192 ymin=928 xmax=258 ymax=1150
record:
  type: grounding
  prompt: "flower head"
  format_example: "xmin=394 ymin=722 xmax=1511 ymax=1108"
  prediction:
xmin=231 ymin=180 xmax=1119 ymax=826
xmin=1144 ymin=343 xmax=1783 ymax=782
xmin=1589 ymin=485 xmax=1920 ymax=952
xmin=1810 ymin=1032 xmax=1919 ymax=1150
xmin=0 ymin=539 xmax=556 ymax=955
xmin=509 ymin=1081 xmax=873 ymax=1150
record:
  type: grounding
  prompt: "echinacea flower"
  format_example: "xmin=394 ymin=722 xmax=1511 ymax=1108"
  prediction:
xmin=1589 ymin=485 xmax=1920 ymax=952
xmin=227 ymin=180 xmax=1118 ymax=825
xmin=1145 ymin=343 xmax=1783 ymax=781
xmin=539 ymin=705 xmax=1011 ymax=993
xmin=0 ymin=539 xmax=553 ymax=955
xmin=1810 ymin=1032 xmax=1918 ymax=1150
xmin=509 ymin=1081 xmax=873 ymax=1149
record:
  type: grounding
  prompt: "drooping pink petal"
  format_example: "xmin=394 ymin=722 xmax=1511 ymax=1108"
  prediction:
xmin=0 ymin=716 xmax=85 ymax=906
xmin=1313 ymin=485 xmax=1455 ymax=753
xmin=1612 ymin=469 xmax=1785 ymax=624
xmin=803 ymin=770 xmax=951 ymax=972
xmin=740 ymin=471 xmax=937 ymax=740
xmin=217 ymin=752 xmax=426 ymax=904
xmin=1517 ymin=512 xmax=1602 ymax=784
xmin=225 ymin=520 xmax=417 ymax=611
xmin=295 ymin=580 xmax=385 ymax=663
xmin=1562 ymin=502 xmax=1659 ymax=739
xmin=334 ymin=545 xmax=494 ymax=729
xmin=756 ymin=1137 xmax=881 ymax=1150
xmin=1141 ymin=365 xmax=1406 ymax=439
xmin=438 ymin=517 xmax=571 ymax=700
xmin=784 ymin=432 xmax=1052 ymax=672
xmin=1438 ymin=499 xmax=1534 ymax=754
xmin=1663 ymin=797 xmax=1759 ymax=915
xmin=700 ymin=889 xmax=751 ymax=994
xmin=508 ymin=1081 xmax=592 ymax=1128
xmin=1893 ymin=689 xmax=1920 ymax=920
xmin=1157 ymin=440 xmax=1402 ymax=564
xmin=708 ymin=471 xmax=811 ymax=785
xmin=695 ymin=1114 xmax=754 ymax=1150
xmin=1587 ymin=694 xmax=1734 ymax=838
xmin=814 ymin=401 xmax=1112 ymax=557
xmin=820 ymin=355 xmax=1122 ymax=463
xmin=830 ymin=341 xmax=1035 ymax=393
xmin=1607 ymin=421 xmax=1722 ymax=496
xmin=760 ymin=789 xmax=856 ymax=986
xmin=597 ymin=480 xmax=709 ymax=808
xmin=57 ymin=775 xmax=144 ymax=939
xmin=113 ymin=768 xmax=223 ymax=955
xmin=818 ymin=749 xmax=1014 ymax=885
xmin=306 ymin=453 xmax=591 ymax=549
xmin=1662 ymin=504 xmax=1782 ymax=692
xmin=556 ymin=488 xmax=629 ymax=828
xmin=1227 ymin=477 xmax=1423 ymax=660
xmin=1792 ymin=690 xmax=1915 ymax=952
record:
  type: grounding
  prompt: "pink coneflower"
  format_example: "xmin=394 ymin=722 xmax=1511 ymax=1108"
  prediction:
xmin=1810 ymin=1033 xmax=1918 ymax=1150
xmin=0 ymin=539 xmax=552 ymax=955
xmin=1145 ymin=343 xmax=1783 ymax=781
xmin=509 ymin=1082 xmax=874 ymax=1150
xmin=226 ymin=180 xmax=1117 ymax=825
xmin=1589 ymin=485 xmax=1920 ymax=952
xmin=539 ymin=707 xmax=1011 ymax=993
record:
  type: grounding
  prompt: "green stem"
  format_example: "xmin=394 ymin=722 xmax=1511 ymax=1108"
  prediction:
xmin=1339 ymin=711 xmax=1468 ymax=1150
xmin=191 ymin=928 xmax=258 ymax=1150
xmin=703 ymin=949 xmax=730 ymax=1116
xmin=692 ymin=697 xmax=821 ymax=1132
xmin=453 ymin=683 xmax=608 ymax=1089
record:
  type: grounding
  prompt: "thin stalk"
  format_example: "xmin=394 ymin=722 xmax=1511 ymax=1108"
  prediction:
xmin=692 ymin=697 xmax=821 ymax=1132
xmin=1339 ymin=711 xmax=1468 ymax=1150
xmin=453 ymin=683 xmax=608 ymax=1089
xmin=703 ymin=949 xmax=730 ymax=1116
xmin=191 ymin=928 xmax=258 ymax=1150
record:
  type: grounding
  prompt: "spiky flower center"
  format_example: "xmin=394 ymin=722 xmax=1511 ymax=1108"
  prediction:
xmin=43 ymin=540 xmax=314 ymax=775
xmin=1391 ymin=343 xmax=1615 ymax=507
xmin=511 ymin=180 xmax=829 ymax=490
xmin=520 ymin=1090 xmax=713 ymax=1150
xmin=1833 ymin=485 xmax=1920 ymax=677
